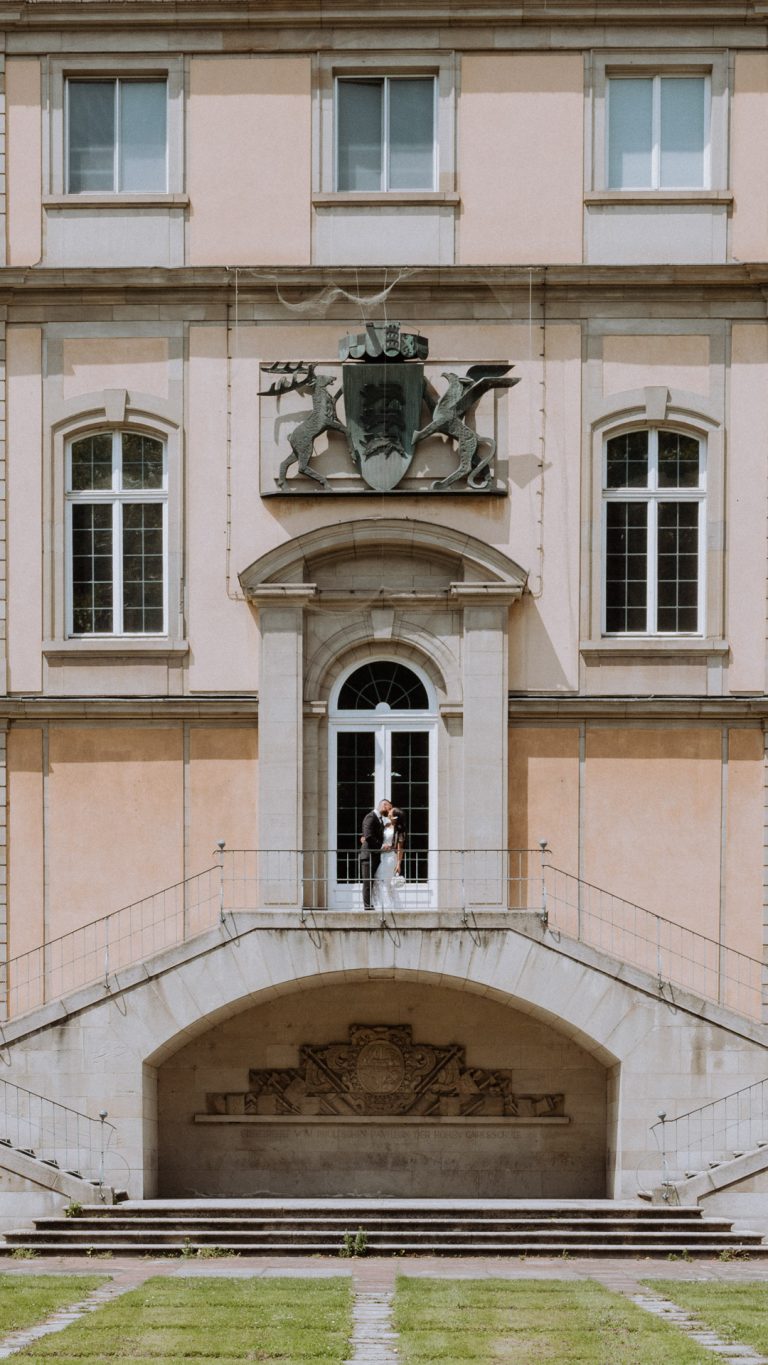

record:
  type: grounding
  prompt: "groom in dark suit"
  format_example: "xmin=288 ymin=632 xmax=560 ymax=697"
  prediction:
xmin=359 ymin=798 xmax=392 ymax=910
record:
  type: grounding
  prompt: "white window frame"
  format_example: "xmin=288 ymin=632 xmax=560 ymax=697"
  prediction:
xmin=65 ymin=428 xmax=168 ymax=638
xmin=45 ymin=54 xmax=184 ymax=199
xmin=588 ymin=50 xmax=729 ymax=195
xmin=606 ymin=73 xmax=711 ymax=191
xmin=602 ymin=425 xmax=707 ymax=637
xmin=64 ymin=76 xmax=169 ymax=196
xmin=333 ymin=74 xmax=438 ymax=193
xmin=314 ymin=51 xmax=457 ymax=198
xmin=328 ymin=657 xmax=438 ymax=910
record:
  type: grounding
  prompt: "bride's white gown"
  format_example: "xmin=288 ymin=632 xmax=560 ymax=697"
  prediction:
xmin=374 ymin=821 xmax=403 ymax=910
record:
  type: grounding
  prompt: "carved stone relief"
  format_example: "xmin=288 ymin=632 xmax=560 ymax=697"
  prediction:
xmin=206 ymin=1025 xmax=566 ymax=1119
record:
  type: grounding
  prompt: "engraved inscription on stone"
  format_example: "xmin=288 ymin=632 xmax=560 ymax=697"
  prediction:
xmin=206 ymin=1024 xmax=566 ymax=1120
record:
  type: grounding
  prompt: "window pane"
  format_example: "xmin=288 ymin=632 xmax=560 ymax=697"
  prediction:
xmin=122 ymin=503 xmax=164 ymax=633
xmin=337 ymin=79 xmax=383 ymax=191
xmin=608 ymin=79 xmax=653 ymax=189
xmin=606 ymin=431 xmax=649 ymax=488
xmin=68 ymin=81 xmax=115 ymax=193
xmin=605 ymin=502 xmax=647 ymax=632
xmin=121 ymin=433 xmax=164 ymax=489
xmin=70 ymin=433 xmax=113 ymax=491
xmin=119 ymin=80 xmax=167 ymax=192
xmin=71 ymin=504 xmax=113 ymax=633
xmin=389 ymin=78 xmax=434 ymax=190
xmin=657 ymin=502 xmax=699 ymax=632
xmin=658 ymin=430 xmax=701 ymax=488
xmin=660 ymin=77 xmax=705 ymax=189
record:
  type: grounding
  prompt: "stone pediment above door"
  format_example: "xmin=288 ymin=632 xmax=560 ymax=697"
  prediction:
xmin=239 ymin=519 xmax=528 ymax=608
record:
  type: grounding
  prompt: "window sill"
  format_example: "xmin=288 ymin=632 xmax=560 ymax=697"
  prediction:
xmin=43 ymin=194 xmax=190 ymax=210
xmin=580 ymin=638 xmax=729 ymax=658
xmin=313 ymin=191 xmax=460 ymax=207
xmin=585 ymin=191 xmax=733 ymax=206
xmin=43 ymin=638 xmax=189 ymax=659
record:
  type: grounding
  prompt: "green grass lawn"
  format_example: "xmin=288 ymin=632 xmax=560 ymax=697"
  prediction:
xmin=393 ymin=1277 xmax=717 ymax=1363
xmin=643 ymin=1279 xmax=768 ymax=1355
xmin=15 ymin=1274 xmax=353 ymax=1362
xmin=0 ymin=1274 xmax=104 ymax=1336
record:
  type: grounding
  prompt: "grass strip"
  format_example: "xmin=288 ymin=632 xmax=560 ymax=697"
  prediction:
xmin=394 ymin=1276 xmax=717 ymax=1363
xmin=642 ymin=1279 xmax=768 ymax=1355
xmin=0 ymin=1274 xmax=105 ymax=1337
xmin=17 ymin=1274 xmax=353 ymax=1361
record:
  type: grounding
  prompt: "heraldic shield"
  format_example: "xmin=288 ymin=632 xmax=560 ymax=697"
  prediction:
xmin=341 ymin=324 xmax=428 ymax=493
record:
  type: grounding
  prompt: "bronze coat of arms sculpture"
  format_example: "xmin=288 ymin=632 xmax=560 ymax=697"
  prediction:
xmin=259 ymin=323 xmax=520 ymax=494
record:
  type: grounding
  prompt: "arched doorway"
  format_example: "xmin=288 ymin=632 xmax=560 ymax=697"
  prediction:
xmin=329 ymin=659 xmax=437 ymax=908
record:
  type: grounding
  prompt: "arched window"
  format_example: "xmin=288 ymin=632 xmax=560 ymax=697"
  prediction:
xmin=336 ymin=660 xmax=429 ymax=711
xmin=603 ymin=427 xmax=705 ymax=635
xmin=66 ymin=429 xmax=167 ymax=636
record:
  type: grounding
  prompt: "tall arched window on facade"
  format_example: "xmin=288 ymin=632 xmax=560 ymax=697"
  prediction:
xmin=603 ymin=427 xmax=705 ymax=635
xmin=66 ymin=430 xmax=167 ymax=636
xmin=330 ymin=659 xmax=436 ymax=905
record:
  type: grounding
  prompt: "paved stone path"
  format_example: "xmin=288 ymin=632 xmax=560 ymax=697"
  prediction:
xmin=343 ymin=1261 xmax=398 ymax=1363
xmin=632 ymin=1288 xmax=768 ymax=1364
xmin=0 ymin=1270 xmax=139 ymax=1359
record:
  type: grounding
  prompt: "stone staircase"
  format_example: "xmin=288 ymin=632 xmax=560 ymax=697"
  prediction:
xmin=2 ymin=1199 xmax=766 ymax=1257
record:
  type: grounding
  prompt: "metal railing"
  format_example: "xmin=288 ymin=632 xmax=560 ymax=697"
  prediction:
xmin=650 ymin=1078 xmax=768 ymax=1186
xmin=542 ymin=864 xmax=765 ymax=1023
xmin=1 ymin=847 xmax=765 ymax=1026
xmin=0 ymin=1077 xmax=116 ymax=1189
xmin=4 ymin=865 xmax=221 ymax=1018
xmin=220 ymin=847 xmax=541 ymax=916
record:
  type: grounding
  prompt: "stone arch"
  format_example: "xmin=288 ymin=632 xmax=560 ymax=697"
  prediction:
xmin=239 ymin=518 xmax=529 ymax=596
xmin=307 ymin=624 xmax=459 ymax=706
xmin=154 ymin=969 xmax=612 ymax=1199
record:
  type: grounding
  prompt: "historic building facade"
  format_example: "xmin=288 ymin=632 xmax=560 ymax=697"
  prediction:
xmin=1 ymin=0 xmax=768 ymax=1220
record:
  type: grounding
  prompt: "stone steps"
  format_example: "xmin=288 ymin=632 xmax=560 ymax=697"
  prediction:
xmin=2 ymin=1200 xmax=766 ymax=1257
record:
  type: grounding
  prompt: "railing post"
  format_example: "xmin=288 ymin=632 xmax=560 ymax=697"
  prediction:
xmin=658 ymin=1110 xmax=669 ymax=1198
xmin=103 ymin=916 xmax=110 ymax=992
xmin=538 ymin=840 xmax=548 ymax=926
xmin=98 ymin=1109 xmax=108 ymax=1198
xmin=216 ymin=841 xmax=226 ymax=925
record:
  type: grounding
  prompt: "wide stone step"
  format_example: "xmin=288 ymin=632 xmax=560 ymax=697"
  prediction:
xmin=26 ymin=1215 xmax=740 ymax=1233
xmin=66 ymin=1206 xmax=709 ymax=1228
xmin=4 ymin=1228 xmax=764 ymax=1250
xmin=1 ymin=1240 xmax=766 ymax=1258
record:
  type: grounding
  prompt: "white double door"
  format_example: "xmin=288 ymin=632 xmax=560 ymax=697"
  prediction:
xmin=329 ymin=719 xmax=436 ymax=909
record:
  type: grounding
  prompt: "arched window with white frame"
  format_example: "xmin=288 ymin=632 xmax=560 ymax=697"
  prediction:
xmin=603 ymin=426 xmax=705 ymax=635
xmin=66 ymin=428 xmax=167 ymax=636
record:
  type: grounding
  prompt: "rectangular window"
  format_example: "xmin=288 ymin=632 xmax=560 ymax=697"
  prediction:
xmin=603 ymin=429 xmax=704 ymax=635
xmin=67 ymin=431 xmax=167 ymax=636
xmin=607 ymin=75 xmax=708 ymax=189
xmin=336 ymin=76 xmax=436 ymax=191
xmin=67 ymin=78 xmax=168 ymax=193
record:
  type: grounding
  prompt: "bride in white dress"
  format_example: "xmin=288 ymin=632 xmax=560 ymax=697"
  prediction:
xmin=374 ymin=807 xmax=406 ymax=910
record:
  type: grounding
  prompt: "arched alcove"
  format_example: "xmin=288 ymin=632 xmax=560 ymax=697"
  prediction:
xmin=156 ymin=977 xmax=608 ymax=1199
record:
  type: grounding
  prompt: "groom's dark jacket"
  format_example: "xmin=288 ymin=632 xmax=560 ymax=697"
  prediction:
xmin=361 ymin=809 xmax=385 ymax=849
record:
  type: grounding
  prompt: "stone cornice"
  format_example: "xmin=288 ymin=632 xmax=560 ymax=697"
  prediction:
xmin=5 ymin=0 xmax=767 ymax=29
xmin=508 ymin=695 xmax=768 ymax=721
xmin=1 ymin=265 xmax=768 ymax=310
xmin=0 ymin=696 xmax=258 ymax=720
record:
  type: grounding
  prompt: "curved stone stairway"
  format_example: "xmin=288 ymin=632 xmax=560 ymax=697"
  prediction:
xmin=2 ymin=1199 xmax=766 ymax=1257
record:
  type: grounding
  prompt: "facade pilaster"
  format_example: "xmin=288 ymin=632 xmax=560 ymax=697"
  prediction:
xmin=253 ymin=588 xmax=315 ymax=904
xmin=458 ymin=592 xmax=514 ymax=860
